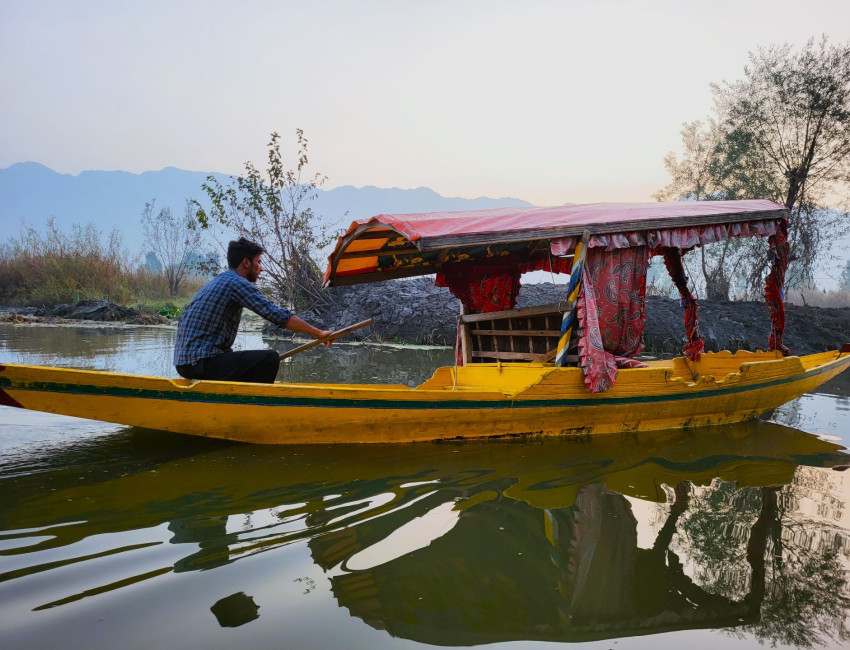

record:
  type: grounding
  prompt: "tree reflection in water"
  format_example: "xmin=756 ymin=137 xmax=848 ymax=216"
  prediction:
xmin=676 ymin=477 xmax=850 ymax=648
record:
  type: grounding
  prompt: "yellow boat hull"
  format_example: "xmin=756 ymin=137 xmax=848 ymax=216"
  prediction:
xmin=1 ymin=349 xmax=848 ymax=444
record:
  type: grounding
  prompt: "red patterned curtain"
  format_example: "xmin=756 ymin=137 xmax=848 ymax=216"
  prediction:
xmin=436 ymin=257 xmax=573 ymax=314
xmin=577 ymin=246 xmax=651 ymax=393
xmin=436 ymin=263 xmax=523 ymax=313
xmin=662 ymin=248 xmax=705 ymax=361
xmin=436 ymin=263 xmax=521 ymax=366
xmin=436 ymin=257 xmax=574 ymax=365
xmin=764 ymin=222 xmax=791 ymax=355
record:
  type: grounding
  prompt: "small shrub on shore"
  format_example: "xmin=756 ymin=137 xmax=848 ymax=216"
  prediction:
xmin=0 ymin=221 xmax=205 ymax=306
xmin=154 ymin=303 xmax=184 ymax=319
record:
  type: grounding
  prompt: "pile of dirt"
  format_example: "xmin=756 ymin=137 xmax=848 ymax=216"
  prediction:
xmin=267 ymin=279 xmax=850 ymax=355
xmin=126 ymin=312 xmax=171 ymax=325
xmin=278 ymin=277 xmax=461 ymax=345
xmin=644 ymin=297 xmax=849 ymax=356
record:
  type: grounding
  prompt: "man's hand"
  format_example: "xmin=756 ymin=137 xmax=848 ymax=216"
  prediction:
xmin=278 ymin=319 xmax=372 ymax=361
xmin=285 ymin=315 xmax=333 ymax=345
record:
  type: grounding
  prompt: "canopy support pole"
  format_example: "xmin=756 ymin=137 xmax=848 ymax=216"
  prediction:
xmin=764 ymin=221 xmax=791 ymax=356
xmin=555 ymin=231 xmax=588 ymax=367
xmin=662 ymin=248 xmax=705 ymax=361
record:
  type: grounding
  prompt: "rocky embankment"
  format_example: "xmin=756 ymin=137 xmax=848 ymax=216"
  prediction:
xmin=273 ymin=277 xmax=850 ymax=356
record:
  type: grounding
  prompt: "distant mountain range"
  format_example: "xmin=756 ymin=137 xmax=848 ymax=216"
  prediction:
xmin=0 ymin=162 xmax=535 ymax=254
xmin=5 ymin=162 xmax=844 ymax=291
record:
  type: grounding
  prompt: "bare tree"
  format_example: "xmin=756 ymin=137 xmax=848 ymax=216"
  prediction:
xmin=141 ymin=200 xmax=203 ymax=298
xmin=656 ymin=37 xmax=850 ymax=299
xmin=840 ymin=260 xmax=850 ymax=290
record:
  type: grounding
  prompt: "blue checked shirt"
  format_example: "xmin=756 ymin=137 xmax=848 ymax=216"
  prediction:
xmin=174 ymin=270 xmax=292 ymax=366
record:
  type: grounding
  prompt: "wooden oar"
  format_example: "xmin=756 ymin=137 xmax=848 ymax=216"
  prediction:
xmin=279 ymin=318 xmax=374 ymax=360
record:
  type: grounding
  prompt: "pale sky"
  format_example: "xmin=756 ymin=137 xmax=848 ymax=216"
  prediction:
xmin=2 ymin=0 xmax=850 ymax=206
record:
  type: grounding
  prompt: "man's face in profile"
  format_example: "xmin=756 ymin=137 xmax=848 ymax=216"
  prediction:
xmin=245 ymin=254 xmax=263 ymax=283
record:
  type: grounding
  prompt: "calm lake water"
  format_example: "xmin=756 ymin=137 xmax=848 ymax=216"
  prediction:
xmin=2 ymin=323 xmax=850 ymax=650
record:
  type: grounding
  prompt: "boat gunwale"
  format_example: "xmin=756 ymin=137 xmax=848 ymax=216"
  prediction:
xmin=2 ymin=351 xmax=848 ymax=410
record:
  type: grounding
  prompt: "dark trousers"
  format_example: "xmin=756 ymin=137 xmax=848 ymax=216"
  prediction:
xmin=176 ymin=349 xmax=280 ymax=384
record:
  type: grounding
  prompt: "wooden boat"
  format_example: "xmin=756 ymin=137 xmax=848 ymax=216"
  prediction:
xmin=1 ymin=199 xmax=848 ymax=443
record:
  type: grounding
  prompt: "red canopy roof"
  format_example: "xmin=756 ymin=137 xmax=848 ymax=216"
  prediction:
xmin=324 ymin=199 xmax=788 ymax=286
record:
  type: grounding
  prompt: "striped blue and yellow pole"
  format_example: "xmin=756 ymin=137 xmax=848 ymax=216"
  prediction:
xmin=555 ymin=236 xmax=587 ymax=367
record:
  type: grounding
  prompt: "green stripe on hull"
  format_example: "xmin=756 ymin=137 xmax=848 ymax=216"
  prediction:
xmin=1 ymin=356 xmax=847 ymax=410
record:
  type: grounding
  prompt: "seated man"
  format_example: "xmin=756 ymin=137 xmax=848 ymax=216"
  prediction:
xmin=174 ymin=237 xmax=331 ymax=383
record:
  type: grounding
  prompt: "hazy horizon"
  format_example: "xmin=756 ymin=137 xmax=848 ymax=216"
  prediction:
xmin=3 ymin=1 xmax=850 ymax=207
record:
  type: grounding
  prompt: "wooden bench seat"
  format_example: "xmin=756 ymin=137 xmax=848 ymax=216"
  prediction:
xmin=459 ymin=302 xmax=578 ymax=364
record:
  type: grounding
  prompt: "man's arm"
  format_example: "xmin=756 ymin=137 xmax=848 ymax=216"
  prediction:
xmin=285 ymin=315 xmax=333 ymax=343
xmin=231 ymin=277 xmax=332 ymax=343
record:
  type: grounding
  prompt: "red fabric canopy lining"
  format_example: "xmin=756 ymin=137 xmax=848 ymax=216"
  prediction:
xmin=550 ymin=220 xmax=780 ymax=255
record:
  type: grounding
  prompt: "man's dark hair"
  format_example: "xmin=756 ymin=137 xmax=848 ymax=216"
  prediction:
xmin=227 ymin=238 xmax=265 ymax=269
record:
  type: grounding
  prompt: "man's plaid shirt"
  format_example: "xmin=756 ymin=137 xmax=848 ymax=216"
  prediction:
xmin=174 ymin=269 xmax=292 ymax=366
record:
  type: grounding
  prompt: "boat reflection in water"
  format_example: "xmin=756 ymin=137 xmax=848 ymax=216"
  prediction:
xmin=309 ymin=424 xmax=850 ymax=647
xmin=2 ymin=419 xmax=850 ymax=647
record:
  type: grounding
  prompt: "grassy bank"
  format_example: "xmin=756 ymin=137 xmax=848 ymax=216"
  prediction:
xmin=0 ymin=222 xmax=205 ymax=312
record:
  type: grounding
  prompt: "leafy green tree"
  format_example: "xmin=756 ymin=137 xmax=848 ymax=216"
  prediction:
xmin=657 ymin=37 xmax=850 ymax=299
xmin=141 ymin=200 xmax=202 ymax=298
xmin=193 ymin=130 xmax=333 ymax=310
